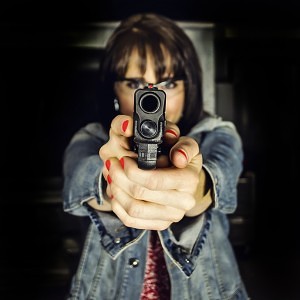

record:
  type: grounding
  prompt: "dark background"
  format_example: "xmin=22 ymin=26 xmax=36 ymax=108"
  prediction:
xmin=1 ymin=1 xmax=300 ymax=299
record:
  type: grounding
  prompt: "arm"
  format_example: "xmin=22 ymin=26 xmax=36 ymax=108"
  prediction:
xmin=196 ymin=124 xmax=244 ymax=214
xmin=62 ymin=122 xmax=108 ymax=216
xmin=169 ymin=120 xmax=243 ymax=252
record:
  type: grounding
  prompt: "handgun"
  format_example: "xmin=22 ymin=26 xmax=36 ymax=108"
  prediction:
xmin=133 ymin=85 xmax=166 ymax=170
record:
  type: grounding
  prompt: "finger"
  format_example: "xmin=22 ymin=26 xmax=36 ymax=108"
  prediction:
xmin=164 ymin=121 xmax=180 ymax=146
xmin=99 ymin=115 xmax=137 ymax=161
xmin=121 ymin=156 xmax=199 ymax=192
xmin=99 ymin=137 xmax=136 ymax=162
xmin=169 ymin=136 xmax=202 ymax=169
xmin=111 ymin=200 xmax=172 ymax=230
xmin=104 ymin=157 xmax=123 ymax=201
xmin=102 ymin=169 xmax=113 ymax=200
xmin=109 ymin=157 xmax=195 ymax=210
xmin=127 ymin=187 xmax=195 ymax=212
xmin=111 ymin=115 xmax=134 ymax=137
xmin=105 ymin=184 xmax=113 ymax=200
xmin=111 ymin=186 xmax=185 ymax=222
xmin=106 ymin=158 xmax=179 ymax=228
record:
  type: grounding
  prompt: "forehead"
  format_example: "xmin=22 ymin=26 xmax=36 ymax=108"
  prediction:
xmin=125 ymin=47 xmax=172 ymax=77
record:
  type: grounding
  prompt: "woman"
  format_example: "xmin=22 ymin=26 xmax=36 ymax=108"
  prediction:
xmin=63 ymin=13 xmax=249 ymax=300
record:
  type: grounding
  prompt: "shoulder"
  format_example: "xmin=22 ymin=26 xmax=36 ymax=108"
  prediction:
xmin=188 ymin=112 xmax=237 ymax=136
xmin=187 ymin=113 xmax=242 ymax=149
xmin=71 ymin=122 xmax=109 ymax=143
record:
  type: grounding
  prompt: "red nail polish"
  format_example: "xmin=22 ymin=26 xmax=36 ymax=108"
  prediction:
xmin=105 ymin=160 xmax=111 ymax=171
xmin=122 ymin=120 xmax=129 ymax=132
xmin=165 ymin=129 xmax=178 ymax=137
xmin=178 ymin=149 xmax=188 ymax=161
xmin=107 ymin=175 xmax=112 ymax=184
xmin=119 ymin=157 xmax=125 ymax=169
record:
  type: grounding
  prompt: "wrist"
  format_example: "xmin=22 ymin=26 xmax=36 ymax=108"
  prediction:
xmin=185 ymin=169 xmax=213 ymax=217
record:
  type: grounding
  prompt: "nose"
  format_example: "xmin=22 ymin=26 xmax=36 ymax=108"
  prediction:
xmin=142 ymin=66 xmax=157 ymax=85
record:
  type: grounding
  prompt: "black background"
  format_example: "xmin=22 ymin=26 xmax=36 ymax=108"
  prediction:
xmin=1 ymin=1 xmax=300 ymax=299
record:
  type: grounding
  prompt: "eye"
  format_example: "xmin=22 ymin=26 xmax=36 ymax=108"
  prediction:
xmin=126 ymin=79 xmax=144 ymax=90
xmin=164 ymin=80 xmax=177 ymax=89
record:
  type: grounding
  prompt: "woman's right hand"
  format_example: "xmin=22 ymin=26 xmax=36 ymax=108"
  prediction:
xmin=89 ymin=114 xmax=179 ymax=212
xmin=99 ymin=115 xmax=137 ymax=162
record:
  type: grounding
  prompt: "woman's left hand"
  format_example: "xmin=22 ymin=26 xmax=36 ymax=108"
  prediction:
xmin=104 ymin=136 xmax=212 ymax=230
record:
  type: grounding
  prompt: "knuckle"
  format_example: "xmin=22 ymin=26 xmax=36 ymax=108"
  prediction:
xmin=182 ymin=195 xmax=196 ymax=211
xmin=99 ymin=145 xmax=108 ymax=160
xmin=122 ymin=215 xmax=136 ymax=228
xmin=129 ymin=169 xmax=159 ymax=191
xmin=194 ymin=153 xmax=203 ymax=167
xmin=130 ymin=183 xmax=147 ymax=200
xmin=191 ymin=138 xmax=199 ymax=149
xmin=172 ymin=215 xmax=182 ymax=223
xmin=187 ymin=199 xmax=196 ymax=211
xmin=145 ymin=174 xmax=161 ymax=190
xmin=127 ymin=203 xmax=143 ymax=218
xmin=169 ymin=208 xmax=185 ymax=222
xmin=156 ymin=222 xmax=171 ymax=231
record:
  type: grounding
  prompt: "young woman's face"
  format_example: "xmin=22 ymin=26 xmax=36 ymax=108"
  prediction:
xmin=114 ymin=49 xmax=185 ymax=124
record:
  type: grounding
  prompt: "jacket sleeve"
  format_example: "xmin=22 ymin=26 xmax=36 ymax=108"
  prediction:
xmin=185 ymin=115 xmax=244 ymax=214
xmin=162 ymin=117 xmax=243 ymax=274
xmin=197 ymin=124 xmax=244 ymax=214
xmin=62 ymin=122 xmax=108 ymax=216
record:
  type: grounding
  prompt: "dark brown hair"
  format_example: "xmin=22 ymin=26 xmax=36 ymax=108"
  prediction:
xmin=99 ymin=13 xmax=204 ymax=134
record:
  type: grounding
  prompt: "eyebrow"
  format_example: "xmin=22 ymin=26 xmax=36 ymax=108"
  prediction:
xmin=117 ymin=77 xmax=176 ymax=83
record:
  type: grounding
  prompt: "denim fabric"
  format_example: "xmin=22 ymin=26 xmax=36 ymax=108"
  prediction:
xmin=63 ymin=114 xmax=249 ymax=300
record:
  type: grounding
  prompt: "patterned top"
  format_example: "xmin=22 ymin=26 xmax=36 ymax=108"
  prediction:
xmin=140 ymin=231 xmax=171 ymax=299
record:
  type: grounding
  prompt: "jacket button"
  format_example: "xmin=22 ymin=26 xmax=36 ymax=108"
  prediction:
xmin=114 ymin=237 xmax=121 ymax=244
xmin=128 ymin=258 xmax=140 ymax=268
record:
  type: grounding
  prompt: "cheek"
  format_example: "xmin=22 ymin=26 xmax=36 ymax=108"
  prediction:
xmin=117 ymin=95 xmax=134 ymax=116
xmin=166 ymin=97 xmax=185 ymax=123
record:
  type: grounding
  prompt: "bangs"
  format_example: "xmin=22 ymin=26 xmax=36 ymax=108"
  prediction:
xmin=111 ymin=30 xmax=186 ymax=81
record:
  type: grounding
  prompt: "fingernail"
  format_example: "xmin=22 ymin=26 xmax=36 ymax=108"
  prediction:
xmin=107 ymin=175 xmax=112 ymax=184
xmin=105 ymin=160 xmax=111 ymax=171
xmin=177 ymin=149 xmax=188 ymax=161
xmin=119 ymin=157 xmax=125 ymax=169
xmin=122 ymin=120 xmax=129 ymax=132
xmin=165 ymin=129 xmax=178 ymax=137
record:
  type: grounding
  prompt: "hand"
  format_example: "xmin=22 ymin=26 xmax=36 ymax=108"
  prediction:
xmin=102 ymin=137 xmax=211 ymax=230
xmin=93 ymin=115 xmax=212 ymax=229
xmin=94 ymin=115 xmax=180 ymax=212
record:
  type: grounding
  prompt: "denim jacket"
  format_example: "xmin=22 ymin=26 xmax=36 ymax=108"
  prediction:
xmin=63 ymin=114 xmax=249 ymax=300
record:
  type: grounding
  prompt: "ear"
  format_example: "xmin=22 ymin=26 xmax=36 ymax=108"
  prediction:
xmin=114 ymin=98 xmax=120 ymax=111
